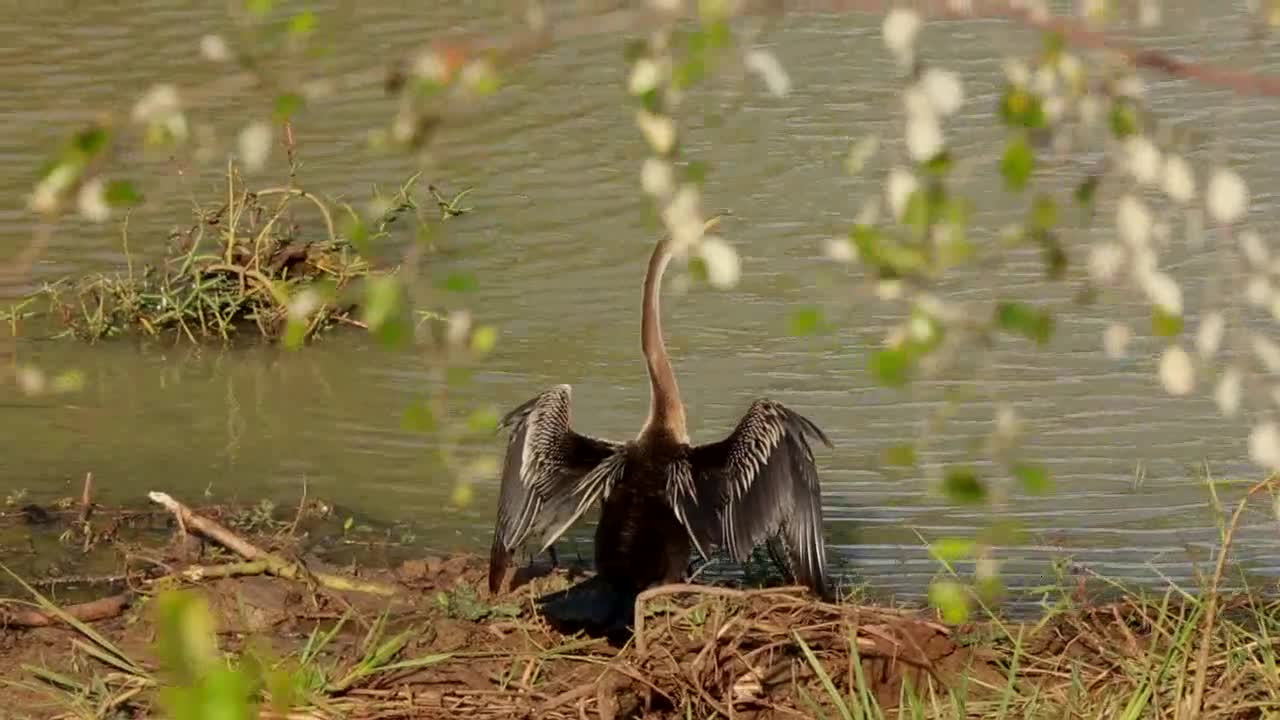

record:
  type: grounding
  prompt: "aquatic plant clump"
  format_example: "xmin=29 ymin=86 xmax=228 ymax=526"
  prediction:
xmin=10 ymin=169 xmax=397 ymax=345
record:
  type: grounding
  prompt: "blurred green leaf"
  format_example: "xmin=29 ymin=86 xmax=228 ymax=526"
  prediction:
xmin=105 ymin=180 xmax=142 ymax=208
xmin=976 ymin=575 xmax=1005 ymax=605
xmin=869 ymin=347 xmax=912 ymax=388
xmin=155 ymin=591 xmax=219 ymax=685
xmin=361 ymin=276 xmax=410 ymax=348
xmin=674 ymin=58 xmax=707 ymax=89
xmin=401 ymin=400 xmax=436 ymax=432
xmin=274 ymin=93 xmax=304 ymax=121
xmin=1001 ymin=134 xmax=1034 ymax=191
xmin=995 ymin=301 xmax=1054 ymax=345
xmin=1152 ymin=306 xmax=1184 ymax=337
xmin=930 ymin=537 xmax=977 ymax=562
xmin=1109 ymin=101 xmax=1139 ymax=138
xmin=998 ymin=87 xmax=1046 ymax=129
xmin=852 ymin=224 xmax=926 ymax=276
xmin=638 ymin=88 xmax=662 ymax=114
xmin=245 ymin=0 xmax=274 ymax=16
xmin=623 ymin=39 xmax=648 ymax=63
xmin=1011 ymin=462 xmax=1052 ymax=495
xmin=440 ymin=272 xmax=479 ymax=293
xmin=1043 ymin=31 xmax=1066 ymax=61
xmin=883 ymin=443 xmax=917 ymax=467
xmin=471 ymin=325 xmax=498 ymax=354
xmin=928 ymin=580 xmax=970 ymax=624
xmin=343 ymin=215 xmax=370 ymax=255
xmin=467 ymin=407 xmax=500 ymax=434
xmin=942 ymin=466 xmax=986 ymax=504
xmin=73 ymin=126 xmax=111 ymax=157
xmin=1030 ymin=193 xmax=1057 ymax=232
xmin=685 ymin=160 xmax=709 ymax=185
xmin=51 ymin=370 xmax=86 ymax=394
xmin=287 ymin=10 xmax=316 ymax=36
xmin=922 ymin=151 xmax=953 ymax=176
xmin=1074 ymin=176 xmax=1100 ymax=208
xmin=282 ymin=317 xmax=308 ymax=350
xmin=788 ymin=306 xmax=824 ymax=336
xmin=245 ymin=0 xmax=276 ymax=15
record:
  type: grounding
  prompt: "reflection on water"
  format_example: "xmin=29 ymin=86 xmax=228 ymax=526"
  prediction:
xmin=2 ymin=2 xmax=1279 ymax=603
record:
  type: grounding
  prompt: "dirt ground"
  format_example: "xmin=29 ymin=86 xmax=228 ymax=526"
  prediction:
xmin=1 ymin=495 xmax=1276 ymax=719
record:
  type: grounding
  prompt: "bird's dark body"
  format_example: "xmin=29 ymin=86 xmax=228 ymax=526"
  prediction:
xmin=593 ymin=438 xmax=692 ymax=595
xmin=489 ymin=218 xmax=833 ymax=641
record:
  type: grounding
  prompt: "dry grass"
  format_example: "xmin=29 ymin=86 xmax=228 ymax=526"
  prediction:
xmin=1 ymin=482 xmax=1279 ymax=719
xmin=0 ymin=162 xmax=427 ymax=345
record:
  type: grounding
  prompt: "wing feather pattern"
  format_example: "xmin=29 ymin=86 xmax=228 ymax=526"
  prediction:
xmin=488 ymin=385 xmax=623 ymax=593
xmin=668 ymin=399 xmax=833 ymax=599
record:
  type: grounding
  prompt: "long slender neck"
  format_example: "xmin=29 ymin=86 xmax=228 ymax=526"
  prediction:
xmin=640 ymin=235 xmax=687 ymax=442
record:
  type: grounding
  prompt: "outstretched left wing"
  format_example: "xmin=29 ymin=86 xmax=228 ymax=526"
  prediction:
xmin=668 ymin=399 xmax=833 ymax=599
xmin=488 ymin=385 xmax=623 ymax=593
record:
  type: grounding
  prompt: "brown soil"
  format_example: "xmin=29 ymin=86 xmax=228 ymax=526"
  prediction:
xmin=2 ymin=496 xmax=1277 ymax=719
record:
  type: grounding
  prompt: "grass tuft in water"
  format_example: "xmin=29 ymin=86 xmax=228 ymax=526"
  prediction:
xmin=3 ymin=162 xmax=432 ymax=345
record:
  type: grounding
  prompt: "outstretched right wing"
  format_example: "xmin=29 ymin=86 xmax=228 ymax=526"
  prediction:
xmin=667 ymin=398 xmax=833 ymax=600
xmin=488 ymin=384 xmax=623 ymax=593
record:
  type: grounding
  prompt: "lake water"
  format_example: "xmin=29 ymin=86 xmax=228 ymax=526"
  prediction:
xmin=2 ymin=0 xmax=1279 ymax=605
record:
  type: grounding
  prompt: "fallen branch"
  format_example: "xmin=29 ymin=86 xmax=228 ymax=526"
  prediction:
xmin=148 ymin=491 xmax=399 ymax=596
xmin=1 ymin=593 xmax=132 ymax=628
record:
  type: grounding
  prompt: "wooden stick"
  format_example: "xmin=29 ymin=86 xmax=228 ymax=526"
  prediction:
xmin=148 ymin=491 xmax=399 ymax=596
xmin=1 ymin=593 xmax=132 ymax=628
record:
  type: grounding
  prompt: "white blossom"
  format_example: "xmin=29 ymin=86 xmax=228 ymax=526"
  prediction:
xmin=1088 ymin=242 xmax=1126 ymax=283
xmin=1125 ymin=136 xmax=1161 ymax=185
xmin=636 ymin=111 xmax=676 ymax=155
xmin=641 ymin=157 xmax=675 ymax=198
xmin=699 ymin=236 xmax=741 ymax=289
xmin=887 ymin=167 xmax=918 ymax=221
xmin=1254 ymin=335 xmax=1280 ymax=372
xmin=76 ymin=177 xmax=111 ymax=223
xmin=1250 ymin=422 xmax=1280 ymax=470
xmin=1207 ymin=168 xmax=1248 ymax=223
xmin=629 ymin=58 xmax=662 ymax=95
xmin=1240 ymin=230 xmax=1269 ymax=267
xmin=1158 ymin=345 xmax=1195 ymax=396
xmin=825 ymin=237 xmax=855 ymax=263
xmin=744 ymin=49 xmax=791 ymax=97
xmin=905 ymin=113 xmax=944 ymax=162
xmin=200 ymin=34 xmax=231 ymax=62
xmin=882 ymin=9 xmax=922 ymax=68
xmin=1163 ymin=154 xmax=1196 ymax=203
xmin=920 ymin=68 xmax=964 ymax=116
xmin=1197 ymin=311 xmax=1225 ymax=359
xmin=1117 ymin=195 xmax=1152 ymax=247
xmin=1216 ymin=366 xmax=1243 ymax=417
xmin=1103 ymin=323 xmax=1131 ymax=359
xmin=237 ymin=121 xmax=273 ymax=172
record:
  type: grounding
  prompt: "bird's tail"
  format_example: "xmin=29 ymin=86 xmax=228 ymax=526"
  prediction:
xmin=536 ymin=574 xmax=636 ymax=638
xmin=488 ymin=540 xmax=513 ymax=594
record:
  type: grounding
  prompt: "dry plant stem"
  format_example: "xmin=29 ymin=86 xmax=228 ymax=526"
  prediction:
xmin=1185 ymin=473 xmax=1280 ymax=717
xmin=1 ymin=593 xmax=132 ymax=628
xmin=76 ymin=471 xmax=94 ymax=552
xmin=147 ymin=491 xmax=398 ymax=596
xmin=632 ymin=583 xmax=813 ymax=655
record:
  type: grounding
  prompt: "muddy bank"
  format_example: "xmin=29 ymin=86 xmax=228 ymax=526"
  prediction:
xmin=1 ymin=492 xmax=1277 ymax=719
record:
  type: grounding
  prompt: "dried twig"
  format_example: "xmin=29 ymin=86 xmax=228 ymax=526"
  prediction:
xmin=148 ymin=491 xmax=399 ymax=596
xmin=0 ymin=592 xmax=132 ymax=628
xmin=1185 ymin=473 xmax=1280 ymax=717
